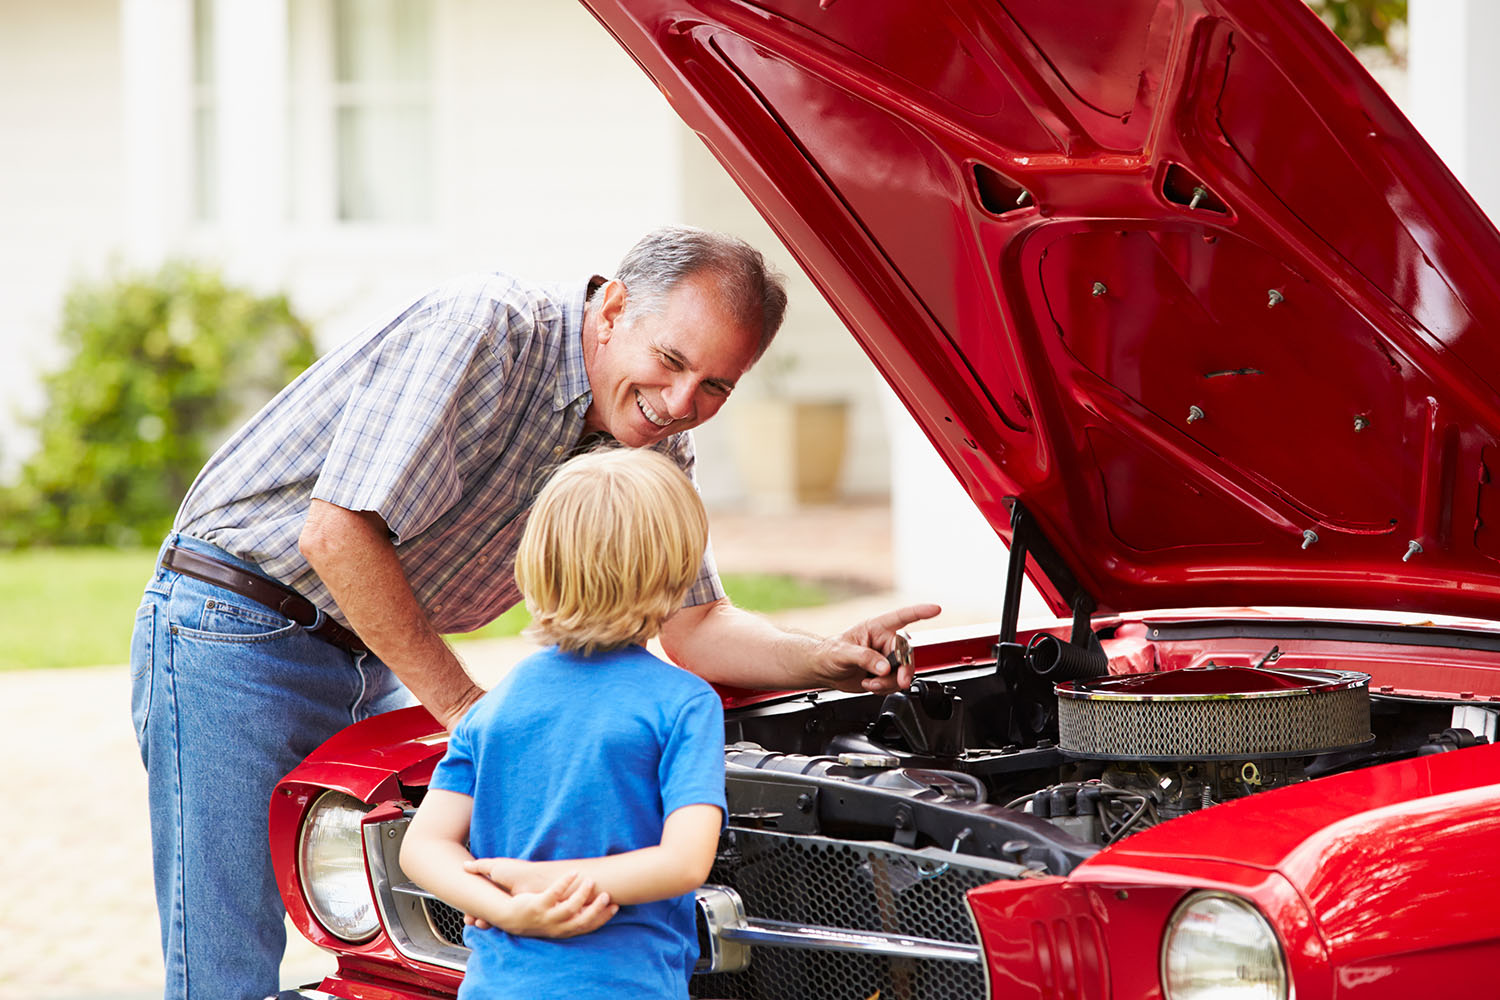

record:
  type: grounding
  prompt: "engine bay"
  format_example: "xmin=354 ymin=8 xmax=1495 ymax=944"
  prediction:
xmin=720 ymin=617 xmax=1499 ymax=876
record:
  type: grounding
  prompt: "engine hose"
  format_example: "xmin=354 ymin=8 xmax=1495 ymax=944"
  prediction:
xmin=923 ymin=768 xmax=987 ymax=804
xmin=1024 ymin=632 xmax=1108 ymax=682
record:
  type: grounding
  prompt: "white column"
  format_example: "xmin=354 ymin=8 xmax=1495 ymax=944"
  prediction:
xmin=120 ymin=0 xmax=193 ymax=266
xmin=214 ymin=0 xmax=289 ymax=281
xmin=880 ymin=385 xmax=1045 ymax=625
xmin=1408 ymin=0 xmax=1500 ymax=223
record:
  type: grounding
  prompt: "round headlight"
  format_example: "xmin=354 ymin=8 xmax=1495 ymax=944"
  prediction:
xmin=297 ymin=790 xmax=379 ymax=942
xmin=1161 ymin=891 xmax=1287 ymax=1000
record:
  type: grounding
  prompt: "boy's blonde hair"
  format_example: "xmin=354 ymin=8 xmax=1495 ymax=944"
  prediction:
xmin=515 ymin=448 xmax=709 ymax=655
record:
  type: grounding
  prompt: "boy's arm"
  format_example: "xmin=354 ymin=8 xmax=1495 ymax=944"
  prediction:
xmin=400 ymin=789 xmax=617 ymax=937
xmin=466 ymin=803 xmax=722 ymax=907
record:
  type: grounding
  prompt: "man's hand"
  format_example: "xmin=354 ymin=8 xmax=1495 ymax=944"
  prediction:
xmin=813 ymin=603 xmax=942 ymax=693
xmin=490 ymin=871 xmax=617 ymax=938
xmin=660 ymin=598 xmax=943 ymax=693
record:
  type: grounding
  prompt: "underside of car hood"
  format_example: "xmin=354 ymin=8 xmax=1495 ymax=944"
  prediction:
xmin=581 ymin=0 xmax=1500 ymax=621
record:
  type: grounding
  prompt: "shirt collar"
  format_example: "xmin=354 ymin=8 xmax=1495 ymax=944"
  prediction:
xmin=553 ymin=275 xmax=604 ymax=413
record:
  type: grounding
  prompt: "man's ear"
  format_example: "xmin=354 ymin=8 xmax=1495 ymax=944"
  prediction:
xmin=595 ymin=279 xmax=627 ymax=343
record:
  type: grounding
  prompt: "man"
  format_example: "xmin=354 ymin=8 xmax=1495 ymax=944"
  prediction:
xmin=130 ymin=226 xmax=939 ymax=999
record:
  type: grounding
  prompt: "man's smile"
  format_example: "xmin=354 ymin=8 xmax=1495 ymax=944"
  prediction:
xmin=635 ymin=390 xmax=676 ymax=428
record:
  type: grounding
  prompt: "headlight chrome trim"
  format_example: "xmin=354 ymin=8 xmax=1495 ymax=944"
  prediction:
xmin=296 ymin=789 xmax=380 ymax=944
xmin=364 ymin=812 xmax=470 ymax=972
xmin=1160 ymin=890 xmax=1288 ymax=1000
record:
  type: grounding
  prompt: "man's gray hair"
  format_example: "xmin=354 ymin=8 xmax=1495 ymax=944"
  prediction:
xmin=609 ymin=226 xmax=788 ymax=360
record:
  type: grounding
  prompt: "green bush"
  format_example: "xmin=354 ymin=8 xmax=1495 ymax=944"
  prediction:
xmin=0 ymin=263 xmax=317 ymax=547
xmin=1307 ymin=0 xmax=1407 ymax=61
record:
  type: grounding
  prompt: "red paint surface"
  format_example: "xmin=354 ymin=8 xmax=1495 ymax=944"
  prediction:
xmin=270 ymin=709 xmax=460 ymax=997
xmin=973 ymin=742 xmax=1500 ymax=998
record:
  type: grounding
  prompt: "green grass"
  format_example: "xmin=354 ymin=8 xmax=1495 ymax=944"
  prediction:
xmin=0 ymin=547 xmax=160 ymax=671
xmin=450 ymin=603 xmax=534 ymax=642
xmin=451 ymin=573 xmax=834 ymax=642
xmin=0 ymin=547 xmax=834 ymax=670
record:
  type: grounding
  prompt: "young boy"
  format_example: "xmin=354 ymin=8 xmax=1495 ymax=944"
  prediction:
xmin=400 ymin=447 xmax=727 ymax=998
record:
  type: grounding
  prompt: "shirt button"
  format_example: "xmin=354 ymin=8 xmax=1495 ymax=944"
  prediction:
xmin=552 ymin=446 xmax=563 ymax=455
xmin=432 ymin=604 xmax=444 ymax=613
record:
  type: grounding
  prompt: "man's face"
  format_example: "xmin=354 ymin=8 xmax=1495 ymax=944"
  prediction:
xmin=584 ymin=272 xmax=762 ymax=448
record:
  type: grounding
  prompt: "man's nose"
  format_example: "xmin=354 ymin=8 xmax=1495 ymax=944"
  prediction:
xmin=662 ymin=378 xmax=697 ymax=419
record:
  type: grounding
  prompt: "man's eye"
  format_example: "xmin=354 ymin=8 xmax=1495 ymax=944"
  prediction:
xmin=657 ymin=352 xmax=683 ymax=371
xmin=704 ymin=383 xmax=731 ymax=399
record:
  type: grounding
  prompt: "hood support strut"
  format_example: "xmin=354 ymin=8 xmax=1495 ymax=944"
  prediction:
xmin=1000 ymin=500 xmax=1096 ymax=649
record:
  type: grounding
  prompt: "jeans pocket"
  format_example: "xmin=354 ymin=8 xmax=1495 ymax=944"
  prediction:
xmin=178 ymin=595 xmax=301 ymax=644
xmin=130 ymin=602 xmax=156 ymax=757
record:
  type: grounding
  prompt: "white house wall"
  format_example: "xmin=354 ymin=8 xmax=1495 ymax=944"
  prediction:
xmin=189 ymin=0 xmax=886 ymax=507
xmin=0 ymin=0 xmax=127 ymax=477
xmin=1408 ymin=0 xmax=1500 ymax=223
xmin=195 ymin=0 xmax=689 ymax=367
xmin=2 ymin=0 xmax=890 ymax=508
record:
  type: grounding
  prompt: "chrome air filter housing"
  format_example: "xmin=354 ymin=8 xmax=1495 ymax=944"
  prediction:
xmin=1056 ymin=666 xmax=1373 ymax=761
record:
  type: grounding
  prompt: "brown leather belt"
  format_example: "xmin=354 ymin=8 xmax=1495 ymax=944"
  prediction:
xmin=161 ymin=545 xmax=368 ymax=654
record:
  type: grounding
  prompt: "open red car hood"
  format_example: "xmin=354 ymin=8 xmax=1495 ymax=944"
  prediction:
xmin=581 ymin=0 xmax=1500 ymax=621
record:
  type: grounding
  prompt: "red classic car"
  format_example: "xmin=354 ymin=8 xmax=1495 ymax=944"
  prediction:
xmin=270 ymin=1 xmax=1500 ymax=998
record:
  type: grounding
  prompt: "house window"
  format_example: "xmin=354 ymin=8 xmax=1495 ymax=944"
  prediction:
xmin=289 ymin=0 xmax=433 ymax=225
xmin=192 ymin=0 xmax=217 ymax=222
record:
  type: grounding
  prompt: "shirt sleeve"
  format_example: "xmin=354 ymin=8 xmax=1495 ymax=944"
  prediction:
xmin=311 ymin=285 xmax=522 ymax=544
xmin=658 ymin=430 xmax=727 ymax=608
xmin=658 ymin=687 xmax=727 ymax=820
xmin=429 ymin=716 xmax=478 ymax=797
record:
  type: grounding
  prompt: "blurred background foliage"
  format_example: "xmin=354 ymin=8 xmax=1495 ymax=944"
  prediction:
xmin=1308 ymin=0 xmax=1408 ymax=63
xmin=0 ymin=264 xmax=316 ymax=548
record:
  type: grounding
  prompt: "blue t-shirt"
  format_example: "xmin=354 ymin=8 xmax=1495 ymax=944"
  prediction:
xmin=429 ymin=644 xmax=727 ymax=999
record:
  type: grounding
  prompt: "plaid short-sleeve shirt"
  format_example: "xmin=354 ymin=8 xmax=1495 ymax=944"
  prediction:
xmin=174 ymin=272 xmax=725 ymax=634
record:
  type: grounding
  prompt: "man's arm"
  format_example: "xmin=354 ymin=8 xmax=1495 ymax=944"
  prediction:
xmin=400 ymin=789 xmax=617 ymax=937
xmin=657 ymin=598 xmax=942 ymax=694
xmin=465 ymin=804 xmax=722 ymax=907
xmin=299 ymin=499 xmax=484 ymax=730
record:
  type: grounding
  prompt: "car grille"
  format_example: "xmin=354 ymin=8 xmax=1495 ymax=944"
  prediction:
xmin=424 ymin=897 xmax=467 ymax=947
xmin=366 ymin=816 xmax=996 ymax=999
xmin=691 ymin=828 xmax=993 ymax=1000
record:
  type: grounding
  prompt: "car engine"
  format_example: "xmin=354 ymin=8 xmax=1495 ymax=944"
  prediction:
xmin=684 ymin=616 xmax=1497 ymax=1000
xmin=721 ymin=627 xmax=1492 ymax=858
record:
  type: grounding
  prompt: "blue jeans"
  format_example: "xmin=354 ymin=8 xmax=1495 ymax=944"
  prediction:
xmin=130 ymin=534 xmax=413 ymax=1000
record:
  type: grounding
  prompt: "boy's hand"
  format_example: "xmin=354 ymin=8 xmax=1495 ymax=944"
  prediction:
xmin=465 ymin=856 xmax=544 ymax=893
xmin=505 ymin=872 xmax=617 ymax=937
xmin=465 ymin=865 xmax=617 ymax=937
